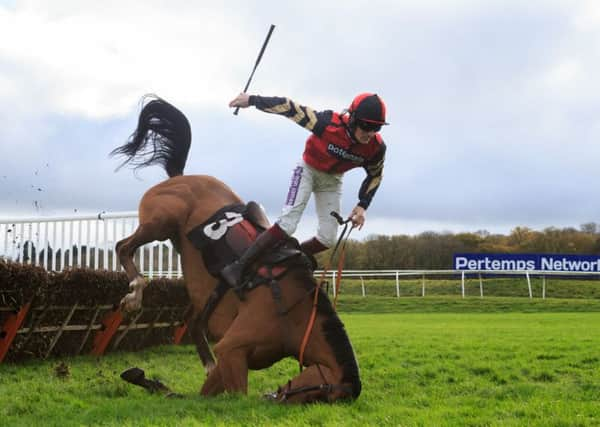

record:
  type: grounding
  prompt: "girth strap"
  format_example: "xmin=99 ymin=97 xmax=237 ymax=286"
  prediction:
xmin=193 ymin=280 xmax=230 ymax=337
xmin=196 ymin=254 xmax=307 ymax=334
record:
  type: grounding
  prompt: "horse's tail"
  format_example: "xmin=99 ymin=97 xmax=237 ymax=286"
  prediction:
xmin=111 ymin=94 xmax=191 ymax=177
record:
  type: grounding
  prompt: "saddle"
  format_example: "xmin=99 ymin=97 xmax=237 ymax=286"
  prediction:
xmin=187 ymin=202 xmax=313 ymax=292
xmin=186 ymin=202 xmax=314 ymax=334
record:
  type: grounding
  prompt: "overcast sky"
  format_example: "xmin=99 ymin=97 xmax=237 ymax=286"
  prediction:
xmin=1 ymin=0 xmax=599 ymax=241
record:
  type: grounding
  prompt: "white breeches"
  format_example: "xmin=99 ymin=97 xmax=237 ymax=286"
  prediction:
xmin=276 ymin=160 xmax=342 ymax=248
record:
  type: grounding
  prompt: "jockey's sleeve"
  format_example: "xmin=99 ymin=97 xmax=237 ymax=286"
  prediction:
xmin=249 ymin=95 xmax=331 ymax=136
xmin=357 ymin=143 xmax=386 ymax=209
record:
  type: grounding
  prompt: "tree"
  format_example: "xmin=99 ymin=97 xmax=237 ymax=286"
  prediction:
xmin=580 ymin=222 xmax=598 ymax=234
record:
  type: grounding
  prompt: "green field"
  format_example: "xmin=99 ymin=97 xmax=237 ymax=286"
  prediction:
xmin=338 ymin=276 xmax=600 ymax=299
xmin=1 ymin=296 xmax=599 ymax=426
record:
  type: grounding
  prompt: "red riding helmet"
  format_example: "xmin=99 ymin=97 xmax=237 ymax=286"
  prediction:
xmin=349 ymin=93 xmax=389 ymax=125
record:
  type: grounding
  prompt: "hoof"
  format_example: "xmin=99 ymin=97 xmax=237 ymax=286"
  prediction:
xmin=120 ymin=276 xmax=146 ymax=312
xmin=120 ymin=294 xmax=141 ymax=313
xmin=120 ymin=367 xmax=171 ymax=394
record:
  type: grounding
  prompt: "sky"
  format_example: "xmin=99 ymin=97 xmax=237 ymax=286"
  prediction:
xmin=1 ymin=0 xmax=599 ymax=242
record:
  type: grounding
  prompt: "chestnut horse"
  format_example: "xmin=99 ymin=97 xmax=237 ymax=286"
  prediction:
xmin=111 ymin=96 xmax=361 ymax=403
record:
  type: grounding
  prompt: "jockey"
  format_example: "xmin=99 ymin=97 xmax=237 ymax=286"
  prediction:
xmin=221 ymin=92 xmax=388 ymax=288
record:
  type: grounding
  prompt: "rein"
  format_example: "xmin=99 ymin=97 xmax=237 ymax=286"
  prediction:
xmin=331 ymin=213 xmax=354 ymax=310
xmin=298 ymin=212 xmax=354 ymax=371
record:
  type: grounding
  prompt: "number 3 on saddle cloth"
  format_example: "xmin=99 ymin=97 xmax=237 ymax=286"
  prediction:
xmin=186 ymin=202 xmax=313 ymax=299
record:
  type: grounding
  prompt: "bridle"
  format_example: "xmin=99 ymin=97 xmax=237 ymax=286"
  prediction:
xmin=267 ymin=363 xmax=354 ymax=403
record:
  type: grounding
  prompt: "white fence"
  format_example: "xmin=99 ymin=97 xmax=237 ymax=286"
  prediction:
xmin=2 ymin=212 xmax=599 ymax=299
xmin=320 ymin=269 xmax=600 ymax=299
xmin=0 ymin=211 xmax=181 ymax=278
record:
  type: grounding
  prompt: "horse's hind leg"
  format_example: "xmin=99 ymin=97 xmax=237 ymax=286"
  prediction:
xmin=116 ymin=219 xmax=172 ymax=312
xmin=115 ymin=234 xmax=143 ymax=283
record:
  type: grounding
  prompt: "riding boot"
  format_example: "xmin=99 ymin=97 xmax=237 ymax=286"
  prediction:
xmin=221 ymin=223 xmax=287 ymax=288
xmin=300 ymin=237 xmax=329 ymax=256
xmin=300 ymin=237 xmax=329 ymax=270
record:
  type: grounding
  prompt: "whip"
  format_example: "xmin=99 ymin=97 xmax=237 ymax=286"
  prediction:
xmin=233 ymin=24 xmax=276 ymax=115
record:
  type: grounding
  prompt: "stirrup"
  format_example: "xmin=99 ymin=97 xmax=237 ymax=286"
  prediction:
xmin=221 ymin=261 xmax=244 ymax=288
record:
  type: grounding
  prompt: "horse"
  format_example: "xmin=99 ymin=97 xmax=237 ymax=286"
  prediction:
xmin=110 ymin=95 xmax=361 ymax=403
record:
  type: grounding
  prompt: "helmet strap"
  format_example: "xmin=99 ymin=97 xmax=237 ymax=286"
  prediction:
xmin=342 ymin=113 xmax=361 ymax=144
xmin=348 ymin=110 xmax=356 ymax=129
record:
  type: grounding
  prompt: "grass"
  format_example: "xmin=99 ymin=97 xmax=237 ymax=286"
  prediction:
xmin=337 ymin=295 xmax=600 ymax=313
xmin=1 ymin=296 xmax=600 ymax=426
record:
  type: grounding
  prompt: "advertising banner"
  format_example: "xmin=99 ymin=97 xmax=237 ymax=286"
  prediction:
xmin=453 ymin=253 xmax=600 ymax=272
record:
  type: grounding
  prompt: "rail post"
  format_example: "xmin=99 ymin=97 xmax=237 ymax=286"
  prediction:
xmin=542 ymin=275 xmax=546 ymax=299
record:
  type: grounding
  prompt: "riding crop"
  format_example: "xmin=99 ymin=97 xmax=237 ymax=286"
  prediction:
xmin=329 ymin=212 xmax=354 ymax=309
xmin=233 ymin=24 xmax=276 ymax=116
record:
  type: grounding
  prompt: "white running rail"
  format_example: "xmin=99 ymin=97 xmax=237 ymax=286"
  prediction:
xmin=2 ymin=212 xmax=599 ymax=299
xmin=0 ymin=211 xmax=181 ymax=278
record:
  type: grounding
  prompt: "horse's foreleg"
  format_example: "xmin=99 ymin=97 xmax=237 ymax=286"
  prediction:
xmin=199 ymin=365 xmax=225 ymax=396
xmin=216 ymin=348 xmax=249 ymax=393
xmin=200 ymin=339 xmax=249 ymax=396
xmin=200 ymin=350 xmax=248 ymax=396
xmin=188 ymin=312 xmax=216 ymax=376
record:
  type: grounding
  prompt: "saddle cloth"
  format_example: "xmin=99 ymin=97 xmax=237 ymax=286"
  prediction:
xmin=187 ymin=202 xmax=311 ymax=289
xmin=187 ymin=203 xmax=264 ymax=276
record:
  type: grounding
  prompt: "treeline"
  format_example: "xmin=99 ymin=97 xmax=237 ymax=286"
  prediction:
xmin=318 ymin=223 xmax=600 ymax=270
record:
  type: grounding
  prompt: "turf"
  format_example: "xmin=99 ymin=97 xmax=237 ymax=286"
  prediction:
xmin=1 ymin=297 xmax=599 ymax=426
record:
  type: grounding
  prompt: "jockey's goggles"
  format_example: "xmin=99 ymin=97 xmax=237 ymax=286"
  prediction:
xmin=356 ymin=120 xmax=382 ymax=132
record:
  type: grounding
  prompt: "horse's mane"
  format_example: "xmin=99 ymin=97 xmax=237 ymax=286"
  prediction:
xmin=292 ymin=270 xmax=362 ymax=399
xmin=317 ymin=289 xmax=362 ymax=399
xmin=110 ymin=94 xmax=191 ymax=178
